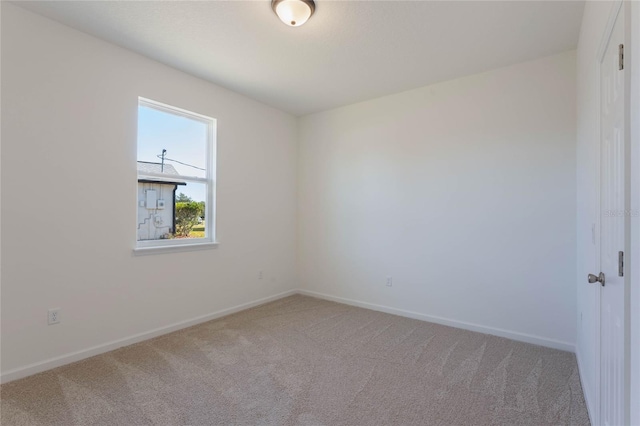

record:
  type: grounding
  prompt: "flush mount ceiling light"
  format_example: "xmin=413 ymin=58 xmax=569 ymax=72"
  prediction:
xmin=272 ymin=0 xmax=315 ymax=27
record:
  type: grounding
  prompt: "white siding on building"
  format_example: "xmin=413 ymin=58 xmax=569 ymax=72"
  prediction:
xmin=137 ymin=182 xmax=177 ymax=240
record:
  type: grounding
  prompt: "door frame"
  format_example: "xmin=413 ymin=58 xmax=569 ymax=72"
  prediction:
xmin=595 ymin=0 xmax=632 ymax=424
xmin=630 ymin=2 xmax=640 ymax=424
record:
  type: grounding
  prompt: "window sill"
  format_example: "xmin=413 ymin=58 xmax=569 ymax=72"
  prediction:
xmin=133 ymin=241 xmax=219 ymax=256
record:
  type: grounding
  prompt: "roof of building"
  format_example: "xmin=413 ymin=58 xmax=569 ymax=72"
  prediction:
xmin=137 ymin=161 xmax=186 ymax=185
xmin=137 ymin=161 xmax=180 ymax=175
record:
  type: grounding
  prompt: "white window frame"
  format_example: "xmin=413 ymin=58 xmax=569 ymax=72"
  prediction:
xmin=134 ymin=97 xmax=217 ymax=254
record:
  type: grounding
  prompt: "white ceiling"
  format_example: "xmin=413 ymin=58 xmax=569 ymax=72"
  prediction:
xmin=16 ymin=1 xmax=585 ymax=116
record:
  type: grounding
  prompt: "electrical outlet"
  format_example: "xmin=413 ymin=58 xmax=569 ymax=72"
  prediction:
xmin=258 ymin=271 xmax=263 ymax=280
xmin=386 ymin=276 xmax=393 ymax=287
xmin=48 ymin=308 xmax=60 ymax=325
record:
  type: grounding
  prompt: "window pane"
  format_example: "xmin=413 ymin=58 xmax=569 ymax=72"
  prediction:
xmin=174 ymin=182 xmax=207 ymax=240
xmin=137 ymin=105 xmax=207 ymax=179
xmin=137 ymin=181 xmax=207 ymax=241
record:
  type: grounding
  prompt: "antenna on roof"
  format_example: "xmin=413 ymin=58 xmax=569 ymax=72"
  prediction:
xmin=155 ymin=152 xmax=205 ymax=172
xmin=160 ymin=149 xmax=167 ymax=173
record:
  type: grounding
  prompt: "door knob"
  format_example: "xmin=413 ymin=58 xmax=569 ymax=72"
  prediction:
xmin=588 ymin=272 xmax=605 ymax=286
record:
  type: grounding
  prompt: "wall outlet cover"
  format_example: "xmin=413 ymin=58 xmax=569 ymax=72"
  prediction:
xmin=48 ymin=308 xmax=60 ymax=325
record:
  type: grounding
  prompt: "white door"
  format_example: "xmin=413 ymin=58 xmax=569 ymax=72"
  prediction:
xmin=598 ymin=4 xmax=626 ymax=425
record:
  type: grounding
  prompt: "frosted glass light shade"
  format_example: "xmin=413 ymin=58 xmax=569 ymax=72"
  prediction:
xmin=272 ymin=0 xmax=315 ymax=27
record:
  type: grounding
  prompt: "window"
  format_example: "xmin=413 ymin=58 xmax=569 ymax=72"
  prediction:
xmin=136 ymin=98 xmax=216 ymax=252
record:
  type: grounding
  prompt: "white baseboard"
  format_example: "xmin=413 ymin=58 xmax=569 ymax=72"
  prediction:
xmin=575 ymin=347 xmax=596 ymax=426
xmin=1 ymin=287 xmax=577 ymax=384
xmin=297 ymin=289 xmax=576 ymax=352
xmin=0 ymin=290 xmax=297 ymax=384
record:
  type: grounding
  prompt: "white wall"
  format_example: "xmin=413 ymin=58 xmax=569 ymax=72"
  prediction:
xmin=298 ymin=52 xmax=577 ymax=350
xmin=1 ymin=3 xmax=298 ymax=378
xmin=575 ymin=1 xmax=618 ymax=421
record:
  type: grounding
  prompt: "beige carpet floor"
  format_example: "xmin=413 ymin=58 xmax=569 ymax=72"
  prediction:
xmin=1 ymin=295 xmax=590 ymax=425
